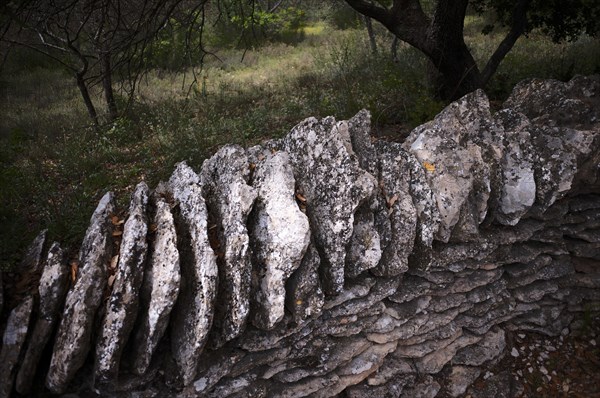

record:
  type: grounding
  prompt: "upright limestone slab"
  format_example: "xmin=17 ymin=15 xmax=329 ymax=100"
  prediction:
xmin=95 ymin=182 xmax=150 ymax=389
xmin=248 ymin=151 xmax=310 ymax=330
xmin=168 ymin=162 xmax=218 ymax=385
xmin=130 ymin=196 xmax=180 ymax=376
xmin=403 ymin=91 xmax=492 ymax=242
xmin=46 ymin=192 xmax=115 ymax=394
xmin=201 ymin=145 xmax=257 ymax=346
xmin=0 ymin=296 xmax=33 ymax=398
xmin=15 ymin=243 xmax=69 ymax=395
xmin=281 ymin=117 xmax=376 ymax=294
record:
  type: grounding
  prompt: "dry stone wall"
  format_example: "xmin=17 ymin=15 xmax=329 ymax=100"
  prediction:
xmin=1 ymin=75 xmax=599 ymax=397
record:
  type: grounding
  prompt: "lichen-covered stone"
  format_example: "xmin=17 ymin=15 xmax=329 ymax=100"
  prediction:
xmin=0 ymin=296 xmax=33 ymax=398
xmin=166 ymin=162 xmax=217 ymax=385
xmin=493 ymin=109 xmax=536 ymax=225
xmin=281 ymin=117 xmax=377 ymax=294
xmin=248 ymin=151 xmax=310 ymax=330
xmin=285 ymin=241 xmax=324 ymax=323
xmin=15 ymin=243 xmax=69 ymax=395
xmin=95 ymin=182 xmax=150 ymax=389
xmin=201 ymin=145 xmax=257 ymax=347
xmin=130 ymin=197 xmax=180 ymax=376
xmin=403 ymin=91 xmax=493 ymax=242
xmin=46 ymin=192 xmax=115 ymax=394
xmin=372 ymin=142 xmax=417 ymax=276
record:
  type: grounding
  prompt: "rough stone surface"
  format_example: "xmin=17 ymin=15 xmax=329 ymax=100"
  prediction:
xmin=201 ymin=145 xmax=257 ymax=347
xmin=248 ymin=151 xmax=310 ymax=330
xmin=3 ymin=75 xmax=599 ymax=398
xmin=95 ymin=182 xmax=150 ymax=389
xmin=130 ymin=196 xmax=180 ymax=376
xmin=46 ymin=192 xmax=115 ymax=394
xmin=167 ymin=162 xmax=218 ymax=385
xmin=0 ymin=296 xmax=33 ymax=398
xmin=15 ymin=243 xmax=69 ymax=395
xmin=281 ymin=117 xmax=377 ymax=294
xmin=285 ymin=241 xmax=325 ymax=323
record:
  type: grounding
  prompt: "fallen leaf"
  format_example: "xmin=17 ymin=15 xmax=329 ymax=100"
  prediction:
xmin=112 ymin=230 xmax=123 ymax=237
xmin=111 ymin=215 xmax=120 ymax=225
xmin=423 ymin=161 xmax=436 ymax=172
xmin=149 ymin=223 xmax=158 ymax=233
xmin=70 ymin=261 xmax=78 ymax=283
xmin=108 ymin=274 xmax=116 ymax=288
xmin=110 ymin=255 xmax=119 ymax=270
xmin=296 ymin=192 xmax=307 ymax=203
xmin=387 ymin=194 xmax=399 ymax=208
xmin=257 ymin=153 xmax=265 ymax=161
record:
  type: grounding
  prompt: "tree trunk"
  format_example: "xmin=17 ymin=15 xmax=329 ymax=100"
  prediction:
xmin=76 ymin=73 xmax=99 ymax=127
xmin=364 ymin=16 xmax=377 ymax=54
xmin=429 ymin=42 xmax=482 ymax=100
xmin=101 ymin=52 xmax=118 ymax=122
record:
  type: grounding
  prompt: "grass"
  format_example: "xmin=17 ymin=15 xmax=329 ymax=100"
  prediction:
xmin=1 ymin=20 xmax=599 ymax=270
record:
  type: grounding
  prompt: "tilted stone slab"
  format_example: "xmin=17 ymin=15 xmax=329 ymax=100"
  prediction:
xmin=281 ymin=117 xmax=377 ymax=294
xmin=372 ymin=142 xmax=417 ymax=276
xmin=200 ymin=145 xmax=257 ymax=347
xmin=46 ymin=192 xmax=115 ymax=394
xmin=15 ymin=243 xmax=69 ymax=395
xmin=167 ymin=162 xmax=218 ymax=385
xmin=493 ymin=109 xmax=536 ymax=225
xmin=248 ymin=151 xmax=310 ymax=330
xmin=130 ymin=196 xmax=180 ymax=376
xmin=0 ymin=296 xmax=33 ymax=398
xmin=95 ymin=182 xmax=150 ymax=389
xmin=285 ymin=241 xmax=325 ymax=323
xmin=345 ymin=110 xmax=383 ymax=278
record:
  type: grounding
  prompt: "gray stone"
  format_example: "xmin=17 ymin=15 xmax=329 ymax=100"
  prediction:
xmin=130 ymin=197 xmax=180 ymax=376
xmin=0 ymin=296 xmax=33 ymax=398
xmin=467 ymin=370 xmax=524 ymax=398
xmin=453 ymin=327 xmax=506 ymax=366
xmin=414 ymin=333 xmax=482 ymax=374
xmin=167 ymin=162 xmax=218 ymax=385
xmin=285 ymin=241 xmax=324 ymax=323
xmin=201 ymin=145 xmax=257 ymax=347
xmin=248 ymin=151 xmax=310 ymax=330
xmin=281 ymin=116 xmax=376 ymax=294
xmin=493 ymin=109 xmax=536 ymax=225
xmin=95 ymin=182 xmax=150 ymax=389
xmin=19 ymin=229 xmax=47 ymax=274
xmin=372 ymin=143 xmax=417 ymax=276
xmin=401 ymin=375 xmax=441 ymax=398
xmin=403 ymin=91 xmax=493 ymax=242
xmin=447 ymin=365 xmax=481 ymax=397
xmin=46 ymin=192 xmax=115 ymax=394
xmin=16 ymin=243 xmax=69 ymax=395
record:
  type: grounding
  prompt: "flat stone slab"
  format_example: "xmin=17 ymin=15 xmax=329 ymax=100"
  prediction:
xmin=95 ymin=182 xmax=150 ymax=389
xmin=0 ymin=296 xmax=34 ymax=398
xmin=248 ymin=150 xmax=310 ymax=330
xmin=130 ymin=196 xmax=180 ymax=376
xmin=167 ymin=162 xmax=218 ymax=385
xmin=46 ymin=192 xmax=115 ymax=394
xmin=15 ymin=243 xmax=69 ymax=395
xmin=200 ymin=145 xmax=257 ymax=347
xmin=281 ymin=117 xmax=376 ymax=294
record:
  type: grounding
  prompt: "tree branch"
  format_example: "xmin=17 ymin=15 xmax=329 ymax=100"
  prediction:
xmin=481 ymin=0 xmax=532 ymax=87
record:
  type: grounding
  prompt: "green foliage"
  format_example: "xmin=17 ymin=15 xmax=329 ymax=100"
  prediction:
xmin=472 ymin=0 xmax=600 ymax=42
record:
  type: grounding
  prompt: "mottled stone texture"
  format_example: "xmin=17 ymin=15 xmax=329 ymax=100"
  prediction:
xmin=15 ymin=243 xmax=69 ymax=395
xmin=46 ymin=192 xmax=115 ymax=394
xmin=95 ymin=182 xmax=150 ymax=390
xmin=201 ymin=145 xmax=257 ymax=347
xmin=0 ymin=296 xmax=33 ymax=398
xmin=168 ymin=162 xmax=218 ymax=385
xmin=1 ymin=75 xmax=599 ymax=398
